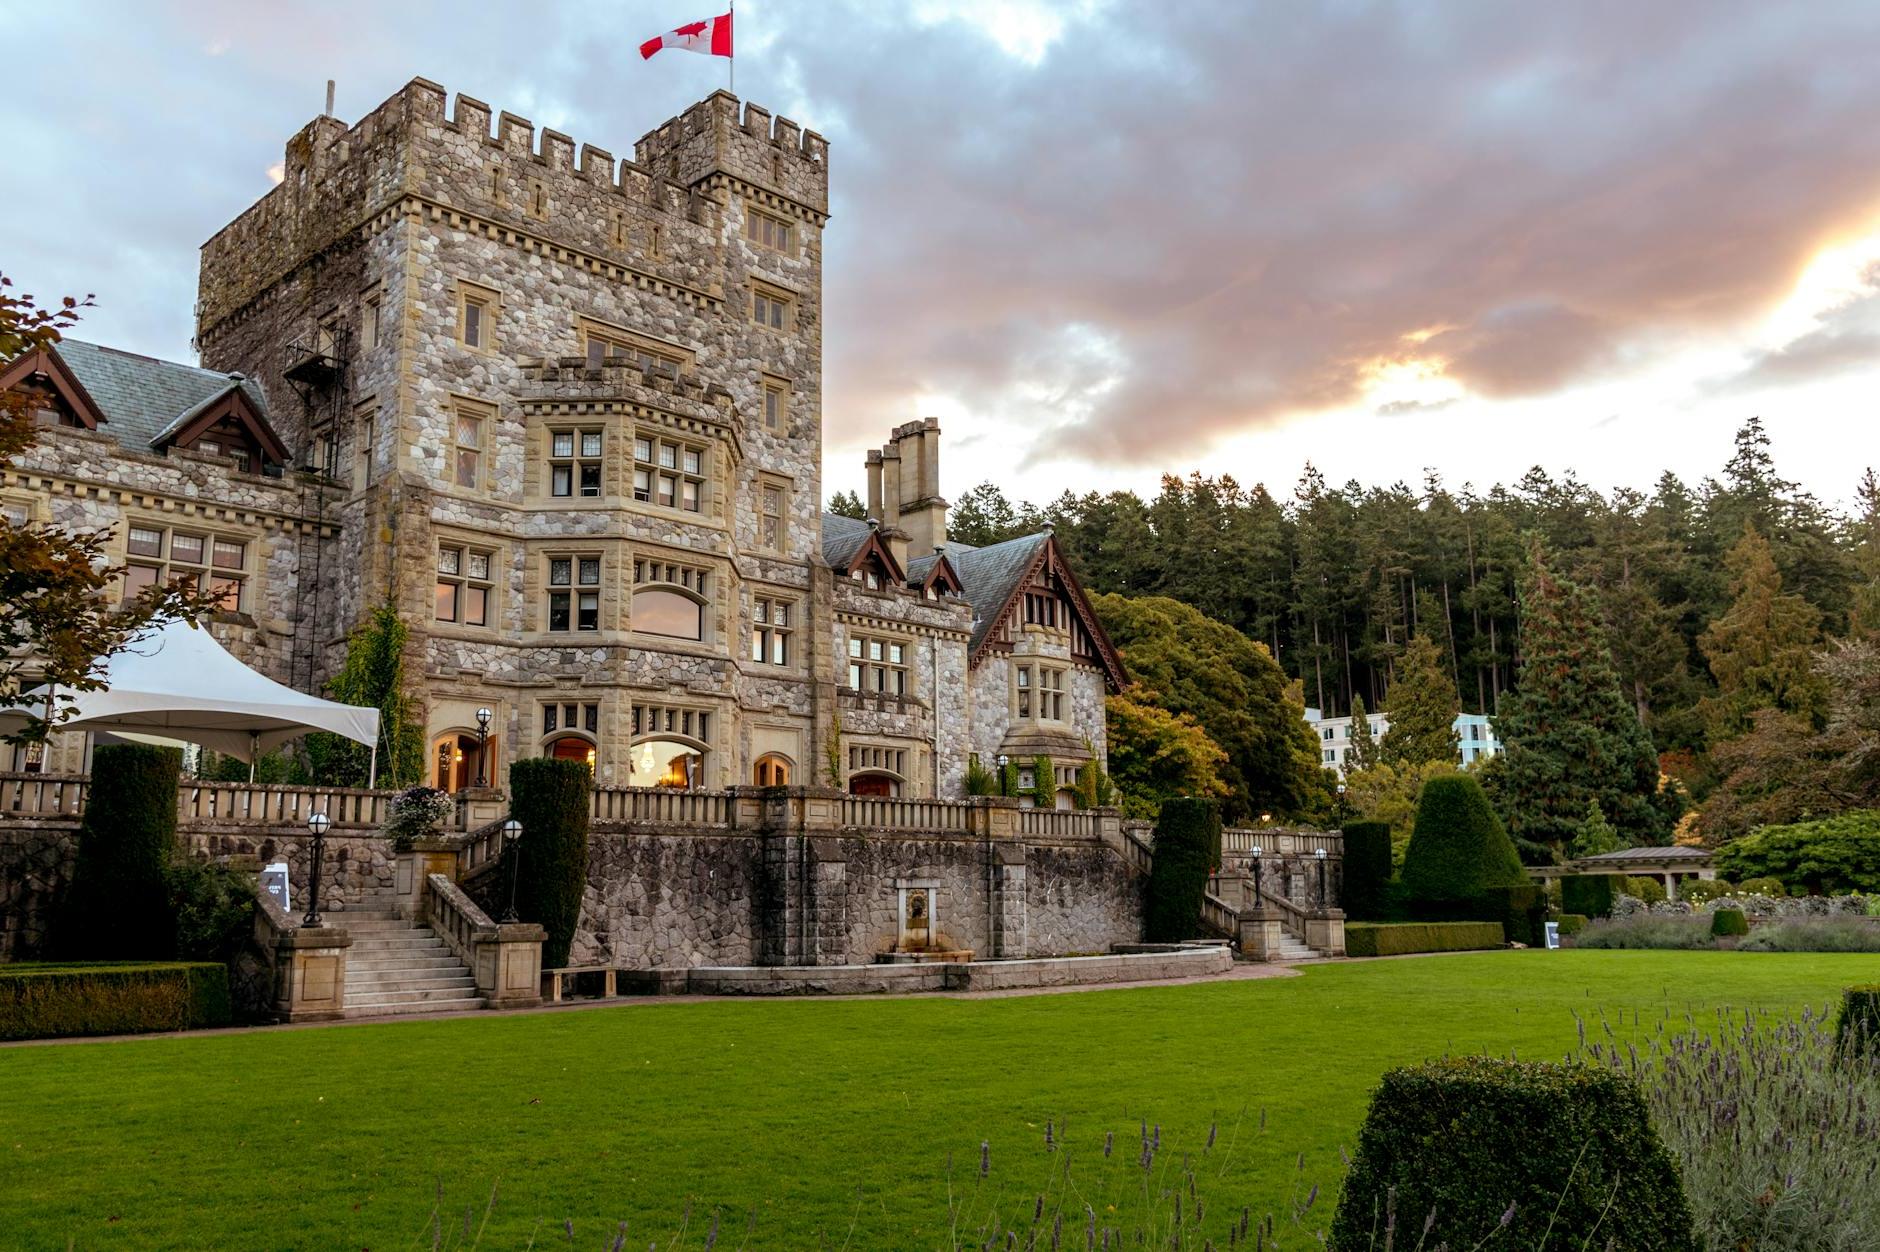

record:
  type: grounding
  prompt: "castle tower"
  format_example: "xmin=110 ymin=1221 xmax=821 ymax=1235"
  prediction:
xmin=193 ymin=79 xmax=832 ymax=792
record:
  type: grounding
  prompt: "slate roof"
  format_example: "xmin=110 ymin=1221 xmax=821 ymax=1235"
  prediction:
xmin=53 ymin=339 xmax=272 ymax=455
xmin=823 ymin=512 xmax=1050 ymax=655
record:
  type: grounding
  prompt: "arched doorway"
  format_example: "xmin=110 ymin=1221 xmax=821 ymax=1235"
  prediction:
xmin=630 ymin=737 xmax=705 ymax=788
xmin=848 ymin=772 xmax=900 ymax=797
xmin=546 ymin=734 xmax=597 ymax=771
xmin=431 ymin=731 xmax=497 ymax=793
xmin=753 ymin=753 xmax=792 ymax=787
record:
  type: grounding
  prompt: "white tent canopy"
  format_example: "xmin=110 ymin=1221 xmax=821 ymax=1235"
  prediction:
xmin=3 ymin=619 xmax=381 ymax=780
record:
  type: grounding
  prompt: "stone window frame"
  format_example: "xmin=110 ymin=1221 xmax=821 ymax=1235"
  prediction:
xmin=544 ymin=551 xmax=605 ymax=634
xmin=753 ymin=753 xmax=792 ymax=787
xmin=456 ymin=280 xmax=500 ymax=354
xmin=749 ymin=280 xmax=795 ymax=333
xmin=1013 ymin=662 xmax=1068 ymax=723
xmin=359 ymin=285 xmax=383 ymax=354
xmin=847 ymin=633 xmax=908 ymax=696
xmin=0 ymin=491 xmax=43 ymax=528
xmin=751 ymin=594 xmax=795 ymax=667
xmin=546 ymin=425 xmax=606 ymax=500
xmin=352 ymin=397 xmax=378 ymax=490
xmin=448 ymin=396 xmax=496 ymax=494
xmin=435 ymin=537 xmax=498 ymax=630
xmin=756 ymin=474 xmax=790 ymax=555
xmin=846 ymin=742 xmax=908 ymax=779
xmin=742 ymin=201 xmax=796 ymax=256
xmin=577 ymin=316 xmax=693 ymax=377
xmin=121 ymin=518 xmax=253 ymax=614
xmin=630 ymin=701 xmax=714 ymax=788
xmin=630 ymin=556 xmax=711 ymax=644
xmin=631 ymin=431 xmax=708 ymax=515
xmin=760 ymin=374 xmax=791 ymax=433
xmin=527 ymin=177 xmax=550 ymax=221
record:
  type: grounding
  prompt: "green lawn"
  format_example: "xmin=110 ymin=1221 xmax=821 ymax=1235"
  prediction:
xmin=2 ymin=951 xmax=1869 ymax=1249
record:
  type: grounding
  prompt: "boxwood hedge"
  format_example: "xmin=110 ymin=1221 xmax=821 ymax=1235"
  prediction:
xmin=1344 ymin=921 xmax=1503 ymax=957
xmin=1329 ymin=1057 xmax=1697 ymax=1251
xmin=0 ymin=962 xmax=231 ymax=1040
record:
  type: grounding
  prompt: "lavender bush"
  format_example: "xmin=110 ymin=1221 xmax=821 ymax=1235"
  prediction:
xmin=1573 ymin=916 xmax=1715 ymax=949
xmin=1583 ymin=1006 xmax=1880 ymax=1252
xmin=1738 ymin=918 xmax=1880 ymax=952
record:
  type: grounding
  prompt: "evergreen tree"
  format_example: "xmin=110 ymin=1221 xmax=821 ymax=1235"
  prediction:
xmin=1381 ymin=633 xmax=1461 ymax=768
xmin=826 ymin=489 xmax=866 ymax=520
xmin=1569 ymin=799 xmax=1622 ymax=858
xmin=1697 ymin=525 xmax=1824 ymax=740
xmin=1346 ymin=692 xmax=1381 ymax=772
xmin=1493 ymin=547 xmax=1668 ymax=850
xmin=305 ymin=600 xmax=425 ymax=786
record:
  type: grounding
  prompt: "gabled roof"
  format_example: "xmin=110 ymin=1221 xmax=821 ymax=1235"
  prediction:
xmin=0 ymin=344 xmax=107 ymax=430
xmin=35 ymin=339 xmax=281 ymax=461
xmin=820 ymin=513 xmax=1128 ymax=690
xmin=905 ymin=548 xmax=965 ymax=597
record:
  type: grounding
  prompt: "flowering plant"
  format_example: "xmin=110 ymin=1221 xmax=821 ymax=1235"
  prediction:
xmin=384 ymin=785 xmax=455 ymax=850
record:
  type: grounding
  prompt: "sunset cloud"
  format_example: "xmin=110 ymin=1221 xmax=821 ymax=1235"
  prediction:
xmin=5 ymin=1 xmax=1878 ymax=503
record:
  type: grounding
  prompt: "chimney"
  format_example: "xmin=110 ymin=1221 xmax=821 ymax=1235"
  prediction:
xmin=865 ymin=449 xmax=884 ymax=521
xmin=896 ymin=417 xmax=948 ymax=556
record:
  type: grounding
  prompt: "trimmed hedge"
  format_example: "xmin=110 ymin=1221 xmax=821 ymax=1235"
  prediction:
xmin=1836 ymin=986 xmax=1880 ymax=1060
xmin=1328 ymin=1057 xmax=1698 ymax=1251
xmin=1144 ymin=797 xmax=1219 ymax=941
xmin=1401 ymin=773 xmax=1524 ymax=912
xmin=1345 ymin=921 xmax=1504 ymax=957
xmin=1479 ymin=883 xmax=1546 ymax=947
xmin=0 ymin=962 xmax=231 ymax=1040
xmin=1561 ymin=873 xmax=1621 ymax=919
xmin=1710 ymin=907 xmax=1750 ymax=938
xmin=1341 ymin=821 xmax=1393 ymax=920
xmin=61 ymin=744 xmax=182 ymax=959
xmin=1555 ymin=913 xmax=1589 ymax=937
xmin=510 ymin=756 xmax=593 ymax=969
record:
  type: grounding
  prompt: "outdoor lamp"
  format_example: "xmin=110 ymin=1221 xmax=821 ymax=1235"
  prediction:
xmin=474 ymin=707 xmax=493 ymax=788
xmin=1315 ymin=847 xmax=1329 ymax=909
xmin=996 ymin=754 xmax=1010 ymax=797
xmin=500 ymin=817 xmax=524 ymax=923
xmin=302 ymin=811 xmax=332 ymax=927
xmin=1250 ymin=844 xmax=1263 ymax=901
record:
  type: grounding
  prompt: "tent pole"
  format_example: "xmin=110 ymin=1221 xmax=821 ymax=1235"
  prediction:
xmin=368 ymin=744 xmax=378 ymax=791
xmin=249 ymin=732 xmax=259 ymax=783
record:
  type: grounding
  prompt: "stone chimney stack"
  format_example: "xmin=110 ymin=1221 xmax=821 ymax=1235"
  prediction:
xmin=890 ymin=417 xmax=947 ymax=556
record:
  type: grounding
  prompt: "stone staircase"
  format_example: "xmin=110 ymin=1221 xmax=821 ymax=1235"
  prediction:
xmin=1270 ymin=931 xmax=1323 ymax=961
xmin=330 ymin=907 xmax=484 ymax=1018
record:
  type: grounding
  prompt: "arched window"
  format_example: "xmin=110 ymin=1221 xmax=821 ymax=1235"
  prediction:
xmin=632 ymin=587 xmax=703 ymax=640
xmin=753 ymin=754 xmax=792 ymax=787
xmin=631 ymin=737 xmax=704 ymax=788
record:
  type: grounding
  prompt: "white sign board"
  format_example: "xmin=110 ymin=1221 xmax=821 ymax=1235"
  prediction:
xmin=1543 ymin=920 xmax=1561 ymax=950
xmin=261 ymin=861 xmax=291 ymax=912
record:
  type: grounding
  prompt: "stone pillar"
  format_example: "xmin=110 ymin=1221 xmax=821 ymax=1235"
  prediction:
xmin=394 ymin=838 xmax=461 ymax=921
xmin=1304 ymin=909 xmax=1346 ymax=957
xmin=807 ymin=838 xmax=848 ymax=966
xmin=274 ymin=926 xmax=353 ymax=1022
xmin=756 ymin=786 xmax=848 ymax=966
xmin=474 ymin=921 xmax=547 ymax=1009
xmin=1239 ymin=909 xmax=1285 ymax=962
xmin=990 ymin=843 xmax=1028 ymax=958
xmin=456 ymin=786 xmax=506 ymax=829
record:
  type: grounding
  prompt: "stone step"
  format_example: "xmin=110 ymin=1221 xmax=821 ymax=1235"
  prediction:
xmin=345 ymin=969 xmax=476 ymax=990
xmin=346 ymin=983 xmax=484 ymax=1007
xmin=344 ymin=995 xmax=485 ymax=1019
xmin=348 ymin=935 xmax=446 ymax=951
xmin=347 ymin=955 xmax=467 ymax=973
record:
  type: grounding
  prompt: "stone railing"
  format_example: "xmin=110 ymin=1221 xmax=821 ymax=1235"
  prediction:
xmin=251 ymin=882 xmax=352 ymax=1022
xmin=0 ymin=771 xmax=89 ymax=818
xmin=591 ymin=786 xmax=734 ymax=828
xmin=424 ymin=871 xmax=545 ymax=1009
xmin=1223 ymin=827 xmax=1342 ymax=857
xmin=1019 ymin=807 xmax=1101 ymax=840
xmin=454 ymin=817 xmax=510 ymax=881
xmin=179 ymin=781 xmax=388 ymax=828
xmin=842 ymin=795 xmax=975 ymax=834
xmin=1254 ymin=883 xmax=1312 ymax=936
xmin=1201 ymin=891 xmax=1241 ymax=939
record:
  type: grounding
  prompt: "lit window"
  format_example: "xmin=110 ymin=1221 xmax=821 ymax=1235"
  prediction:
xmin=753 ymin=754 xmax=791 ymax=787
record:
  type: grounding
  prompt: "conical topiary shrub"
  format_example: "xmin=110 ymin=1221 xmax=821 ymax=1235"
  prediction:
xmin=509 ymin=756 xmax=593 ymax=968
xmin=1401 ymin=772 xmax=1525 ymax=917
xmin=60 ymin=744 xmax=182 ymax=959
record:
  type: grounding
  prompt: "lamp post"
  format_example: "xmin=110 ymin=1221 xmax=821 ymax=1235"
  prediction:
xmin=302 ymin=811 xmax=331 ymax=927
xmin=996 ymin=754 xmax=1009 ymax=798
xmin=500 ymin=817 xmax=524 ymax=924
xmin=1335 ymin=782 xmax=1348 ymax=826
xmin=474 ymin=707 xmax=493 ymax=788
xmin=1250 ymin=844 xmax=1263 ymax=907
xmin=1315 ymin=847 xmax=1329 ymax=910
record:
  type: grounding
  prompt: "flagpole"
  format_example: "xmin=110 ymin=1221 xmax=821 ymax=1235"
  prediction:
xmin=728 ymin=0 xmax=735 ymax=94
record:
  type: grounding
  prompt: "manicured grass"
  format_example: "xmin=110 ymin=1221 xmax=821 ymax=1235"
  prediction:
xmin=1 ymin=951 xmax=1867 ymax=1248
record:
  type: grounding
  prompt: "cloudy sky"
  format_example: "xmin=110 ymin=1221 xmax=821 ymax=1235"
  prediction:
xmin=8 ymin=1 xmax=1880 ymax=508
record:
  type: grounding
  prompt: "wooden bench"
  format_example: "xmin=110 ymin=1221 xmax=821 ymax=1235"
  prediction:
xmin=542 ymin=965 xmax=617 ymax=1003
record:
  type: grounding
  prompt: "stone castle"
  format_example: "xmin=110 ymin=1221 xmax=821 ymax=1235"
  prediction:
xmin=3 ymin=78 xmax=1126 ymax=801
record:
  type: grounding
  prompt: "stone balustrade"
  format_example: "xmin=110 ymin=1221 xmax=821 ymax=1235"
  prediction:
xmin=423 ymin=872 xmax=545 ymax=1008
xmin=0 ymin=771 xmax=89 ymax=818
xmin=591 ymin=785 xmax=733 ymax=828
xmin=179 ymin=780 xmax=388 ymax=828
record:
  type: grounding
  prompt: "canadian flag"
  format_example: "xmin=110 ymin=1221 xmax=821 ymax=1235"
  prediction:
xmin=640 ymin=13 xmax=733 ymax=60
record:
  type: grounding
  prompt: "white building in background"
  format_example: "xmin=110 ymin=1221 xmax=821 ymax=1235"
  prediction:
xmin=1302 ymin=708 xmax=1501 ymax=776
